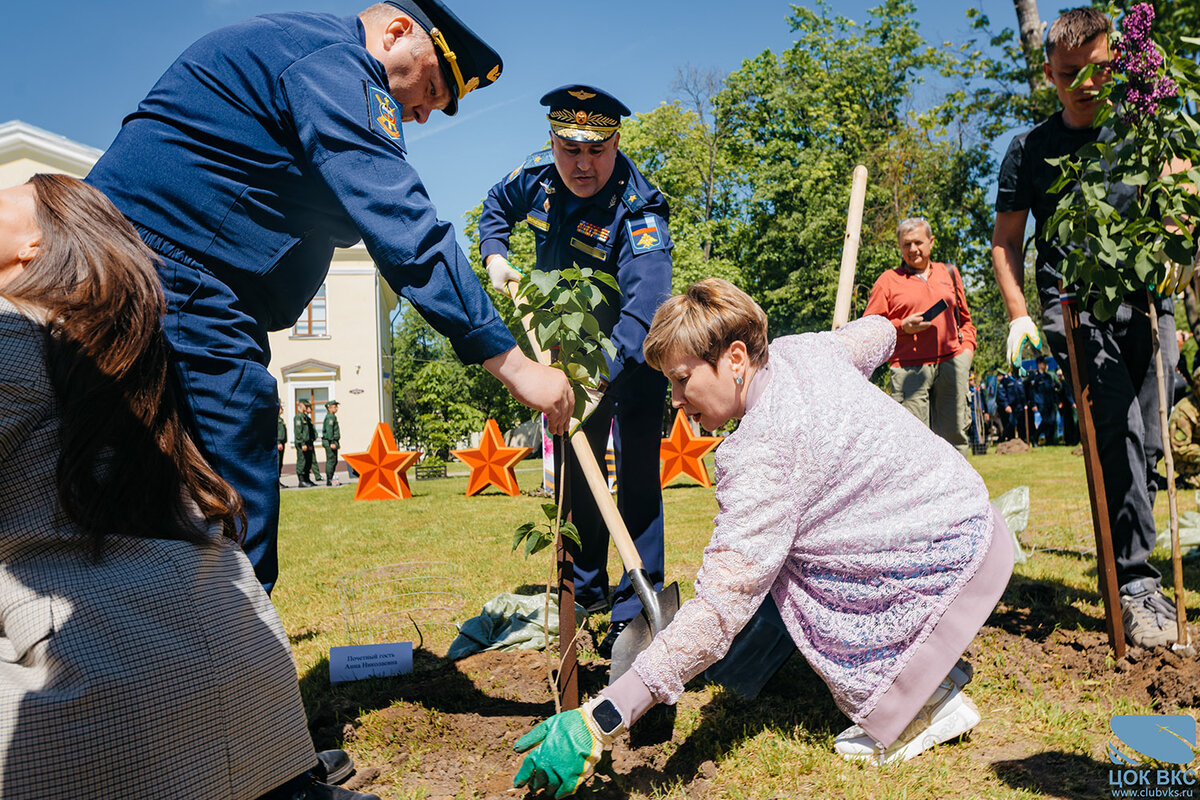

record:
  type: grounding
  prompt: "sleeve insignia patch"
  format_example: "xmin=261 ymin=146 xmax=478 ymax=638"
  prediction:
xmin=365 ymin=83 xmax=405 ymax=151
xmin=626 ymin=215 xmax=665 ymax=254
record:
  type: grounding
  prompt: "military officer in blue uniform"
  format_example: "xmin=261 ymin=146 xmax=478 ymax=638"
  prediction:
xmin=86 ymin=0 xmax=572 ymax=596
xmin=996 ymin=370 xmax=1027 ymax=442
xmin=478 ymin=85 xmax=673 ymax=658
xmin=1024 ymin=356 xmax=1060 ymax=446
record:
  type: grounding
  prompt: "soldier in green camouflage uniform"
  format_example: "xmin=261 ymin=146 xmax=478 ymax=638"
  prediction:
xmin=293 ymin=400 xmax=317 ymax=488
xmin=276 ymin=400 xmax=287 ymax=488
xmin=321 ymin=400 xmax=341 ymax=486
xmin=1169 ymin=367 xmax=1200 ymax=488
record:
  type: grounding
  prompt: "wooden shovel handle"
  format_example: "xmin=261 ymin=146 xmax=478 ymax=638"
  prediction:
xmin=832 ymin=165 xmax=868 ymax=330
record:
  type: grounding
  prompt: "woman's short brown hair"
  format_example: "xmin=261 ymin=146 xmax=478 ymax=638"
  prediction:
xmin=644 ymin=278 xmax=768 ymax=372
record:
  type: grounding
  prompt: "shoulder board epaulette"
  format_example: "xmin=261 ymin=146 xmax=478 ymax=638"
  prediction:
xmin=525 ymin=148 xmax=554 ymax=169
xmin=621 ymin=181 xmax=648 ymax=214
xmin=506 ymin=149 xmax=554 ymax=184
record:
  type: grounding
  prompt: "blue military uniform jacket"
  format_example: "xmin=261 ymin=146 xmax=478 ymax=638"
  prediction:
xmin=86 ymin=12 xmax=513 ymax=364
xmin=997 ymin=374 xmax=1025 ymax=411
xmin=1025 ymin=371 xmax=1058 ymax=409
xmin=478 ymin=149 xmax=673 ymax=398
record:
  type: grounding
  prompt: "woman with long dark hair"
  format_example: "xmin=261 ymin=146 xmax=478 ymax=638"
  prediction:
xmin=0 ymin=175 xmax=375 ymax=800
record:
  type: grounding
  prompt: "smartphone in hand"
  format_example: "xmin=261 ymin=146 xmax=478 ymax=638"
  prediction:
xmin=921 ymin=298 xmax=948 ymax=322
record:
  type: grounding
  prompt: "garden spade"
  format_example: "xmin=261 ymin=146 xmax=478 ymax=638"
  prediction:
xmin=503 ymin=281 xmax=680 ymax=682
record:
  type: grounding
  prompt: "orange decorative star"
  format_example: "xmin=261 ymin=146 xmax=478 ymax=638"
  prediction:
xmin=659 ymin=409 xmax=723 ymax=488
xmin=451 ymin=419 xmax=532 ymax=497
xmin=343 ymin=423 xmax=421 ymax=501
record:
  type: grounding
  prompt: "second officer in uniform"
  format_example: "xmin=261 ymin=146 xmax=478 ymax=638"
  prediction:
xmin=479 ymin=85 xmax=673 ymax=657
xmin=322 ymin=400 xmax=342 ymax=486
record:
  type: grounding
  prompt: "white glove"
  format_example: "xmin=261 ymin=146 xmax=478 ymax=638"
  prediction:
xmin=1006 ymin=316 xmax=1043 ymax=370
xmin=1155 ymin=258 xmax=1196 ymax=297
xmin=485 ymin=255 xmax=522 ymax=293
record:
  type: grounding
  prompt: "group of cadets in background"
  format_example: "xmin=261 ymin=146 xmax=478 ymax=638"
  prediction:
xmin=287 ymin=399 xmax=342 ymax=488
xmin=972 ymin=360 xmax=1079 ymax=449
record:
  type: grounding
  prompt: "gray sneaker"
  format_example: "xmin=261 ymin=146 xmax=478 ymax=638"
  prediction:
xmin=1120 ymin=579 xmax=1179 ymax=649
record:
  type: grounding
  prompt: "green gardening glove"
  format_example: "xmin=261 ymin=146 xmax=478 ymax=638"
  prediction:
xmin=513 ymin=697 xmax=624 ymax=798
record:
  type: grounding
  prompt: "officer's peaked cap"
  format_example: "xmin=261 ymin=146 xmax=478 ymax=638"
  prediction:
xmin=325 ymin=400 xmax=340 ymax=408
xmin=541 ymin=84 xmax=631 ymax=143
xmin=383 ymin=0 xmax=502 ymax=117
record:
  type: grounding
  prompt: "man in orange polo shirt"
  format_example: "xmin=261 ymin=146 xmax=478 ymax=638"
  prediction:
xmin=864 ymin=217 xmax=976 ymax=454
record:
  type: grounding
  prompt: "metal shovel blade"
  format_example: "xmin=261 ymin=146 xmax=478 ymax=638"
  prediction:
xmin=609 ymin=581 xmax=681 ymax=683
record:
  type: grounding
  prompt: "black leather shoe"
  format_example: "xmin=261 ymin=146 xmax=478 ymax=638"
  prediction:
xmin=312 ymin=750 xmax=354 ymax=785
xmin=598 ymin=619 xmax=630 ymax=659
xmin=581 ymin=597 xmax=610 ymax=616
xmin=258 ymin=771 xmax=378 ymax=800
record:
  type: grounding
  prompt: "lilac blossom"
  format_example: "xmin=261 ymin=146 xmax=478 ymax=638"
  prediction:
xmin=1114 ymin=3 xmax=1176 ymax=123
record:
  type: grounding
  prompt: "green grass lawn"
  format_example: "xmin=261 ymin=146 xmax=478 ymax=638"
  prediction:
xmin=271 ymin=447 xmax=1200 ymax=799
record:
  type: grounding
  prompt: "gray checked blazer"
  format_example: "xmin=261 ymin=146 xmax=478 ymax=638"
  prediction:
xmin=0 ymin=298 xmax=317 ymax=798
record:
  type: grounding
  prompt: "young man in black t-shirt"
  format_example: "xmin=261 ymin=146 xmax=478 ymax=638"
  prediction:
xmin=991 ymin=7 xmax=1180 ymax=648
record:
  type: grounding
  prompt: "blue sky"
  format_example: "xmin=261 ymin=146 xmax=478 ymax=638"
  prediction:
xmin=2 ymin=0 xmax=1027 ymax=252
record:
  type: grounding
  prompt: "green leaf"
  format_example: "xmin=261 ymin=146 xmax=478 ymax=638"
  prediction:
xmin=592 ymin=271 xmax=620 ymax=291
xmin=542 ymin=502 xmax=559 ymax=521
xmin=1165 ymin=235 xmax=1196 ymax=265
xmin=535 ymin=317 xmax=561 ymax=346
xmin=1097 ymin=235 xmax=1119 ymax=267
xmin=1120 ymin=169 xmax=1150 ymax=187
xmin=568 ymin=362 xmax=592 ymax=382
xmin=524 ymin=530 xmax=544 ymax=557
xmin=531 ymin=270 xmax=557 ymax=296
xmin=512 ymin=523 xmax=532 ymax=552
xmin=562 ymin=311 xmax=585 ymax=334
xmin=581 ymin=313 xmax=600 ymax=338
xmin=1132 ymin=248 xmax=1154 ymax=284
xmin=559 ymin=521 xmax=582 ymax=549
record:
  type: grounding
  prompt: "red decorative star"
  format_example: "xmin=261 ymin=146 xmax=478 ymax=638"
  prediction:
xmin=343 ymin=423 xmax=421 ymax=501
xmin=451 ymin=419 xmax=532 ymax=497
xmin=659 ymin=409 xmax=723 ymax=488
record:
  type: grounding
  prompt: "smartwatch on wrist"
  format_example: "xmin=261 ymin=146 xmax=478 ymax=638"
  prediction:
xmin=588 ymin=698 xmax=624 ymax=738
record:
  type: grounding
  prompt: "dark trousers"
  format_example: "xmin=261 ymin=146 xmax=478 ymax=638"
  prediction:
xmin=703 ymin=594 xmax=796 ymax=699
xmin=155 ymin=247 xmax=281 ymax=594
xmin=1035 ymin=403 xmax=1057 ymax=445
xmin=1041 ymin=292 xmax=1176 ymax=588
xmin=296 ymin=446 xmax=314 ymax=482
xmin=324 ymin=445 xmax=339 ymax=480
xmin=1062 ymin=404 xmax=1079 ymax=446
xmin=277 ymin=445 xmax=285 ymax=477
xmin=558 ymin=369 xmax=667 ymax=624
xmin=1002 ymin=407 xmax=1026 ymax=442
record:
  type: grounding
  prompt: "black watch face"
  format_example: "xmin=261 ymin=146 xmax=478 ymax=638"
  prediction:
xmin=592 ymin=699 xmax=623 ymax=735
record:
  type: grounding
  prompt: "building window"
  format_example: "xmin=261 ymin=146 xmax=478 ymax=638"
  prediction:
xmin=294 ymin=387 xmax=331 ymax=429
xmin=294 ymin=284 xmax=327 ymax=337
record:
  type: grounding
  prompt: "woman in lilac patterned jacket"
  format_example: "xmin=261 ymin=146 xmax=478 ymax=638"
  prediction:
xmin=514 ymin=278 xmax=1013 ymax=797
